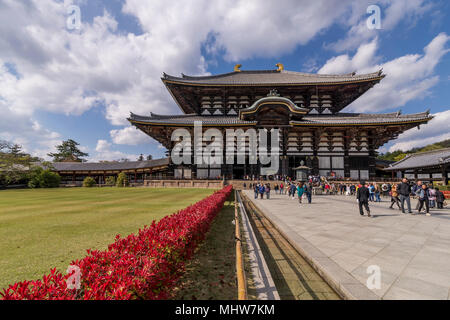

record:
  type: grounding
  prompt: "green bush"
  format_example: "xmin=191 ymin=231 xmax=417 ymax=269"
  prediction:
xmin=83 ymin=177 xmax=96 ymax=188
xmin=28 ymin=167 xmax=61 ymax=188
xmin=116 ymin=172 xmax=129 ymax=187
xmin=105 ymin=176 xmax=116 ymax=186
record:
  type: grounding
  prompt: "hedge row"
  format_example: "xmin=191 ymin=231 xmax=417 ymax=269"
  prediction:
xmin=1 ymin=186 xmax=233 ymax=300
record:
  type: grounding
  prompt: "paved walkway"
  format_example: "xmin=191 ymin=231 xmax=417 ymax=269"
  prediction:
xmin=243 ymin=190 xmax=450 ymax=300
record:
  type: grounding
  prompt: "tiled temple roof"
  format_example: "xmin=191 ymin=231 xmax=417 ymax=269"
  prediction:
xmin=40 ymin=158 xmax=169 ymax=172
xmin=385 ymin=148 xmax=450 ymax=171
xmin=129 ymin=111 xmax=432 ymax=126
xmin=291 ymin=111 xmax=432 ymax=126
xmin=129 ymin=113 xmax=256 ymax=125
xmin=162 ymin=69 xmax=385 ymax=86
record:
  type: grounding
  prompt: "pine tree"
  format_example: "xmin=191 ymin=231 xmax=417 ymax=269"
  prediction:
xmin=48 ymin=139 xmax=88 ymax=162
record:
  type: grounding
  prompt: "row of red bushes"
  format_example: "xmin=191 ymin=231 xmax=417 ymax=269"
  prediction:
xmin=1 ymin=186 xmax=233 ymax=300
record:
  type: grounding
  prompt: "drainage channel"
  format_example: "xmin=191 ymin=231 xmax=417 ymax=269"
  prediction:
xmin=239 ymin=191 xmax=341 ymax=300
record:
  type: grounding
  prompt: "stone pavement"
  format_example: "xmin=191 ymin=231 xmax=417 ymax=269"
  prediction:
xmin=243 ymin=190 xmax=450 ymax=300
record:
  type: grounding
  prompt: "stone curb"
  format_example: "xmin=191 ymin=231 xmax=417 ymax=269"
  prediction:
xmin=245 ymin=192 xmax=380 ymax=300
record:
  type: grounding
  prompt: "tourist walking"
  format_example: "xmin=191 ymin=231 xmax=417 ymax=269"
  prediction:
xmin=280 ymin=182 xmax=284 ymax=194
xmin=375 ymin=184 xmax=381 ymax=202
xmin=357 ymin=181 xmax=371 ymax=217
xmin=274 ymin=184 xmax=279 ymax=194
xmin=289 ymin=183 xmax=296 ymax=199
xmin=413 ymin=181 xmax=423 ymax=210
xmin=297 ymin=183 xmax=305 ymax=204
xmin=265 ymin=184 xmax=271 ymax=199
xmin=428 ymin=186 xmax=436 ymax=208
xmin=435 ymin=187 xmax=445 ymax=209
xmin=253 ymin=184 xmax=259 ymax=199
xmin=259 ymin=184 xmax=265 ymax=199
xmin=350 ymin=184 xmax=356 ymax=196
xmin=417 ymin=184 xmax=431 ymax=216
xmin=305 ymin=182 xmax=312 ymax=204
xmin=368 ymin=183 xmax=375 ymax=202
xmin=389 ymin=184 xmax=401 ymax=210
xmin=398 ymin=178 xmax=413 ymax=214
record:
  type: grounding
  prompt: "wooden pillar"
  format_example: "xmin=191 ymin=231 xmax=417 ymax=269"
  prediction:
xmin=134 ymin=170 xmax=137 ymax=183
xmin=344 ymin=129 xmax=350 ymax=178
xmin=442 ymin=164 xmax=448 ymax=185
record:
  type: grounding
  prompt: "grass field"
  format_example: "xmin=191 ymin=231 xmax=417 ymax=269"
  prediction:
xmin=0 ymin=187 xmax=214 ymax=290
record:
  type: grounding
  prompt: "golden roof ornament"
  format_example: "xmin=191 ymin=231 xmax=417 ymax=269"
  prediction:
xmin=276 ymin=63 xmax=284 ymax=71
xmin=234 ymin=64 xmax=242 ymax=72
xmin=267 ymin=89 xmax=280 ymax=97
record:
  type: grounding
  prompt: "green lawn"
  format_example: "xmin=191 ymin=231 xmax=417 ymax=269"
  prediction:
xmin=0 ymin=187 xmax=213 ymax=290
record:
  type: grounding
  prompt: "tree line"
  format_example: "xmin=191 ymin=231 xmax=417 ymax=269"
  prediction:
xmin=378 ymin=139 xmax=450 ymax=162
xmin=1 ymin=139 xmax=154 ymax=188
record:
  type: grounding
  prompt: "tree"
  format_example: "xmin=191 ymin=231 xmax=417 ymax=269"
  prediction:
xmin=138 ymin=154 xmax=144 ymax=161
xmin=116 ymin=172 xmax=129 ymax=187
xmin=10 ymin=144 xmax=25 ymax=158
xmin=0 ymin=141 xmax=40 ymax=186
xmin=105 ymin=176 xmax=116 ymax=185
xmin=48 ymin=139 xmax=88 ymax=162
xmin=146 ymin=154 xmax=153 ymax=161
xmin=28 ymin=165 xmax=61 ymax=188
xmin=82 ymin=177 xmax=96 ymax=188
xmin=393 ymin=153 xmax=407 ymax=162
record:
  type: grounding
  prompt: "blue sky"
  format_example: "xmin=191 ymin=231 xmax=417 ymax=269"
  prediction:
xmin=0 ymin=0 xmax=449 ymax=161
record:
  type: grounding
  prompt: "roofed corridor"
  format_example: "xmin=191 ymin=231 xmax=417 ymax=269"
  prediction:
xmin=243 ymin=190 xmax=450 ymax=300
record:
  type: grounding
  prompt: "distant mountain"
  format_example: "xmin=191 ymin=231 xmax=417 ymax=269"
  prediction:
xmin=378 ymin=139 xmax=450 ymax=162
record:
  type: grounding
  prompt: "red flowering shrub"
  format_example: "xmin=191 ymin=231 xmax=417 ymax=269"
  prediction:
xmin=1 ymin=186 xmax=232 ymax=300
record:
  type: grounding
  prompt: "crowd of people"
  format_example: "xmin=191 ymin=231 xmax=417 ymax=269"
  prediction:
xmin=354 ymin=178 xmax=446 ymax=217
xmin=249 ymin=180 xmax=313 ymax=204
xmin=245 ymin=177 xmax=447 ymax=216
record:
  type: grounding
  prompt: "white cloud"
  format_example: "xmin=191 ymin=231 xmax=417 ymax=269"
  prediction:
xmin=318 ymin=38 xmax=379 ymax=74
xmin=319 ymin=33 xmax=450 ymax=113
xmin=95 ymin=139 xmax=111 ymax=152
xmin=327 ymin=0 xmax=432 ymax=52
xmin=0 ymin=0 xmax=445 ymax=159
xmin=110 ymin=126 xmax=153 ymax=145
xmin=388 ymin=110 xmax=450 ymax=152
xmin=91 ymin=139 xmax=139 ymax=162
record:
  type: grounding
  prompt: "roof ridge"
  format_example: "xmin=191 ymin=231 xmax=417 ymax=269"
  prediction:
xmin=163 ymin=69 xmax=384 ymax=81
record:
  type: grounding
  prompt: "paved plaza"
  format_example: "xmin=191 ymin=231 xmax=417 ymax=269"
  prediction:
xmin=243 ymin=190 xmax=450 ymax=300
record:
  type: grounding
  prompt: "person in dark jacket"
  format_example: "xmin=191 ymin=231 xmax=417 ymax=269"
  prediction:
xmin=417 ymin=184 xmax=430 ymax=215
xmin=254 ymin=184 xmax=259 ymax=199
xmin=305 ymin=182 xmax=312 ymax=204
xmin=435 ymin=187 xmax=445 ymax=209
xmin=357 ymin=181 xmax=371 ymax=217
xmin=397 ymin=178 xmax=412 ymax=214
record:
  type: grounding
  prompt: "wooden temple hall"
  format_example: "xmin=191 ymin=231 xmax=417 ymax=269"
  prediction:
xmin=128 ymin=64 xmax=433 ymax=180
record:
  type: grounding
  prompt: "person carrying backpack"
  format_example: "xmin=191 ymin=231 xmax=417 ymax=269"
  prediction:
xmin=389 ymin=184 xmax=401 ymax=210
